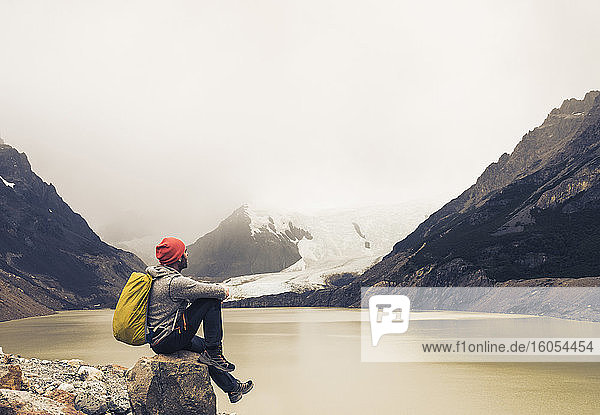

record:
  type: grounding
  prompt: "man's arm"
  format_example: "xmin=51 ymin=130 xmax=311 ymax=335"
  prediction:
xmin=169 ymin=276 xmax=229 ymax=301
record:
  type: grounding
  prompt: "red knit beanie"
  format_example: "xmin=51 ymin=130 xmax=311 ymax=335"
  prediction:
xmin=156 ymin=237 xmax=186 ymax=265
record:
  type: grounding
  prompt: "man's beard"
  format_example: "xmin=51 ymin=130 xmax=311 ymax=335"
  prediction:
xmin=179 ymin=255 xmax=188 ymax=270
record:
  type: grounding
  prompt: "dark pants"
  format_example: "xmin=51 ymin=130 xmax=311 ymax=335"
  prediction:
xmin=150 ymin=298 xmax=237 ymax=393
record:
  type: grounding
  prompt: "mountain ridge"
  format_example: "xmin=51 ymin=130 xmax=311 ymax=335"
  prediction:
xmin=0 ymin=142 xmax=145 ymax=321
xmin=391 ymin=90 xmax=600 ymax=255
xmin=186 ymin=204 xmax=313 ymax=281
xmin=368 ymin=90 xmax=600 ymax=286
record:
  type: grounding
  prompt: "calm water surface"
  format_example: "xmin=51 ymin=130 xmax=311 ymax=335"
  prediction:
xmin=1 ymin=308 xmax=599 ymax=414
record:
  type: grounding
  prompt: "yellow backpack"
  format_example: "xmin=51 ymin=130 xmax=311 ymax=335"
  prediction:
xmin=112 ymin=272 xmax=153 ymax=346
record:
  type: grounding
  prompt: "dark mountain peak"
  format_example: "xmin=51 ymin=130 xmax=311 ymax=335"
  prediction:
xmin=186 ymin=205 xmax=311 ymax=280
xmin=208 ymin=205 xmax=252 ymax=232
xmin=0 ymin=143 xmax=100 ymax=245
xmin=218 ymin=204 xmax=311 ymax=240
xmin=0 ymin=143 xmax=33 ymax=181
xmin=235 ymin=203 xmax=250 ymax=215
xmin=1 ymin=142 xmax=145 ymax=321
xmin=370 ymin=91 xmax=600 ymax=288
xmin=419 ymin=91 xmax=600 ymax=223
xmin=227 ymin=203 xmax=251 ymax=220
xmin=482 ymin=92 xmax=599 ymax=189
xmin=552 ymin=90 xmax=600 ymax=116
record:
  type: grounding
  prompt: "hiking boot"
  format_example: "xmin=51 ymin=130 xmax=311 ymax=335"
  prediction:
xmin=229 ymin=380 xmax=253 ymax=403
xmin=197 ymin=348 xmax=236 ymax=372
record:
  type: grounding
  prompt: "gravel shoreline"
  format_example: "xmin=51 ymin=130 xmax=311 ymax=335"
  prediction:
xmin=1 ymin=350 xmax=131 ymax=415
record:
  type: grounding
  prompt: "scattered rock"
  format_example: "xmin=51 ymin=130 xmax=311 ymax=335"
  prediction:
xmin=47 ymin=389 xmax=76 ymax=406
xmin=44 ymin=387 xmax=57 ymax=397
xmin=58 ymin=382 xmax=75 ymax=393
xmin=0 ymin=364 xmax=24 ymax=390
xmin=3 ymin=354 xmax=131 ymax=415
xmin=0 ymin=388 xmax=85 ymax=415
xmin=65 ymin=359 xmax=85 ymax=367
xmin=77 ymin=366 xmax=103 ymax=382
xmin=111 ymin=364 xmax=128 ymax=373
xmin=74 ymin=381 xmax=108 ymax=415
xmin=101 ymin=367 xmax=131 ymax=414
xmin=126 ymin=351 xmax=216 ymax=415
xmin=107 ymin=392 xmax=131 ymax=415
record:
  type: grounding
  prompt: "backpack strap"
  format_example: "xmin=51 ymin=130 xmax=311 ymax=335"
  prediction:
xmin=144 ymin=266 xmax=183 ymax=344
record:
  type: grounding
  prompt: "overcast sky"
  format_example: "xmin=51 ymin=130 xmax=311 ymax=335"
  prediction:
xmin=1 ymin=0 xmax=600 ymax=242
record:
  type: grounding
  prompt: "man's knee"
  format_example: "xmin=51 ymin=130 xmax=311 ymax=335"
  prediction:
xmin=191 ymin=297 xmax=220 ymax=306
xmin=189 ymin=335 xmax=207 ymax=352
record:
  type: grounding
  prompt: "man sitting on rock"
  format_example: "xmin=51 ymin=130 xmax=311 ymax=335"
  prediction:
xmin=146 ymin=237 xmax=253 ymax=403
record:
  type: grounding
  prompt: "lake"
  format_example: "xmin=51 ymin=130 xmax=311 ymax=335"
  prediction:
xmin=1 ymin=308 xmax=599 ymax=414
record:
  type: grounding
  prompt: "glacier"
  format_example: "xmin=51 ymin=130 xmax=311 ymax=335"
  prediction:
xmin=222 ymin=203 xmax=440 ymax=299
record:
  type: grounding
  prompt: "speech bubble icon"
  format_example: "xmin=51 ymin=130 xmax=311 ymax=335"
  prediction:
xmin=369 ymin=295 xmax=410 ymax=346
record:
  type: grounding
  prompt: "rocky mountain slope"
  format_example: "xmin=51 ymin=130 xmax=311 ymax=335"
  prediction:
xmin=360 ymin=90 xmax=600 ymax=288
xmin=225 ymin=91 xmax=600 ymax=307
xmin=186 ymin=205 xmax=312 ymax=280
xmin=0 ymin=141 xmax=145 ymax=321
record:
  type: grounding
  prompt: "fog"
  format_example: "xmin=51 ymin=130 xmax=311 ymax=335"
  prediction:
xmin=1 ymin=0 xmax=600 ymax=244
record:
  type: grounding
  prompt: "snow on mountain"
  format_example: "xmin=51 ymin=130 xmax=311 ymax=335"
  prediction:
xmin=0 ymin=174 xmax=15 ymax=188
xmin=223 ymin=202 xmax=440 ymax=299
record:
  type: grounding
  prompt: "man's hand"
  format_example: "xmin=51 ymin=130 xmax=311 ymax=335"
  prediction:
xmin=219 ymin=284 xmax=230 ymax=299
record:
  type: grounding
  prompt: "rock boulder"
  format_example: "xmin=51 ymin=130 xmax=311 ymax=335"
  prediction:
xmin=74 ymin=381 xmax=108 ymax=415
xmin=0 ymin=365 xmax=24 ymax=390
xmin=126 ymin=351 xmax=216 ymax=415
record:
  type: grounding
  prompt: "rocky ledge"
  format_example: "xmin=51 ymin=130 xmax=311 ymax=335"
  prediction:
xmin=127 ymin=351 xmax=217 ymax=415
xmin=0 ymin=347 xmax=229 ymax=415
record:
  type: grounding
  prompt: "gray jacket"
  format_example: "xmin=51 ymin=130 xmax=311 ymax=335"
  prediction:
xmin=146 ymin=265 xmax=228 ymax=346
